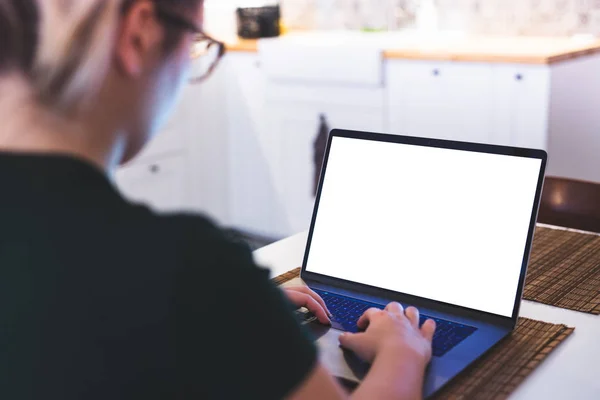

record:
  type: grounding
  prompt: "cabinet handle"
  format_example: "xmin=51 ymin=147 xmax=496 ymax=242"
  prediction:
xmin=433 ymin=69 xmax=440 ymax=76
xmin=149 ymin=164 xmax=160 ymax=174
xmin=515 ymin=74 xmax=523 ymax=81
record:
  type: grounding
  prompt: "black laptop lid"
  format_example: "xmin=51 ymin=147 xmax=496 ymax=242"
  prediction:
xmin=301 ymin=129 xmax=547 ymax=323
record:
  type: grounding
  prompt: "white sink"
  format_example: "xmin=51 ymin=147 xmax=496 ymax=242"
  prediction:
xmin=258 ymin=31 xmax=386 ymax=86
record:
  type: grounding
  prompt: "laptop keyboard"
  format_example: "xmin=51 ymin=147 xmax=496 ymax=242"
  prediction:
xmin=313 ymin=289 xmax=477 ymax=357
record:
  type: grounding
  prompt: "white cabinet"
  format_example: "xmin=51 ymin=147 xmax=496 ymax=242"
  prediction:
xmin=387 ymin=60 xmax=496 ymax=143
xmin=491 ymin=64 xmax=551 ymax=150
xmin=115 ymin=152 xmax=187 ymax=212
xmin=181 ymin=53 xmax=231 ymax=223
xmin=546 ymin=54 xmax=600 ymax=183
xmin=254 ymin=38 xmax=388 ymax=237
xmin=116 ymin=42 xmax=600 ymax=240
xmin=229 ymin=55 xmax=556 ymax=238
xmin=264 ymin=84 xmax=386 ymax=237
xmin=225 ymin=42 xmax=387 ymax=238
xmin=386 ymin=59 xmax=552 ymax=149
xmin=226 ymin=52 xmax=280 ymax=237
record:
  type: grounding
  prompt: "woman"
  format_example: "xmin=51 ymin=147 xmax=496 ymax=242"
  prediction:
xmin=0 ymin=0 xmax=436 ymax=399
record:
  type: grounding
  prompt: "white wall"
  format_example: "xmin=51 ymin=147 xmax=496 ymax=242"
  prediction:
xmin=548 ymin=54 xmax=600 ymax=183
xmin=205 ymin=0 xmax=600 ymax=36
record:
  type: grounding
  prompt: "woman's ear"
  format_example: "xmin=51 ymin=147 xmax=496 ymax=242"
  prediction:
xmin=115 ymin=1 xmax=165 ymax=78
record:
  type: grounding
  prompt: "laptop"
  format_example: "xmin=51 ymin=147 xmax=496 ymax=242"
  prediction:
xmin=299 ymin=129 xmax=547 ymax=397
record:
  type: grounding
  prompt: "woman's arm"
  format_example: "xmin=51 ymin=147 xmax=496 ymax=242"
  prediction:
xmin=287 ymin=363 xmax=349 ymax=399
xmin=287 ymin=355 xmax=425 ymax=400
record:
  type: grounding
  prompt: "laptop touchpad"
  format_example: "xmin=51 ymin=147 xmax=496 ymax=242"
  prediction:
xmin=305 ymin=322 xmax=370 ymax=383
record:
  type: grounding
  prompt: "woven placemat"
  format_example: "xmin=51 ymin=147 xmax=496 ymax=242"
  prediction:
xmin=526 ymin=226 xmax=600 ymax=314
xmin=433 ymin=318 xmax=573 ymax=400
xmin=272 ymin=269 xmax=574 ymax=399
xmin=272 ymin=267 xmax=301 ymax=286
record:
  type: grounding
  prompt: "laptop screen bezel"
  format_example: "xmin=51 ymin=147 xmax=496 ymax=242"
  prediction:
xmin=300 ymin=129 xmax=547 ymax=327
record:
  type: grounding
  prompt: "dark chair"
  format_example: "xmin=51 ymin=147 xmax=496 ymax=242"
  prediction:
xmin=538 ymin=177 xmax=600 ymax=233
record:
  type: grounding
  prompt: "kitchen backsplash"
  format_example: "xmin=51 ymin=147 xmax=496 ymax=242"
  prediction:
xmin=280 ymin=0 xmax=600 ymax=36
xmin=281 ymin=0 xmax=419 ymax=31
xmin=437 ymin=0 xmax=600 ymax=36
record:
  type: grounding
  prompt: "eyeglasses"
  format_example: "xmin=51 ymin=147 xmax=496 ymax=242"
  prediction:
xmin=188 ymin=34 xmax=226 ymax=83
xmin=153 ymin=4 xmax=226 ymax=83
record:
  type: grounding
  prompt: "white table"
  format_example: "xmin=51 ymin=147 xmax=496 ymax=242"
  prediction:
xmin=253 ymin=231 xmax=600 ymax=400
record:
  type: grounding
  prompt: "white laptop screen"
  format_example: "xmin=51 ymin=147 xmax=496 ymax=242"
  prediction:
xmin=305 ymin=136 xmax=543 ymax=318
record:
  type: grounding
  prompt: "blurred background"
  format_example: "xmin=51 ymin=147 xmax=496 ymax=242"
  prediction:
xmin=115 ymin=0 xmax=600 ymax=248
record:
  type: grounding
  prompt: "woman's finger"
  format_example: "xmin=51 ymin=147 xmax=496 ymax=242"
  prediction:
xmin=404 ymin=306 xmax=420 ymax=328
xmin=357 ymin=308 xmax=384 ymax=330
xmin=286 ymin=291 xmax=331 ymax=325
xmin=421 ymin=319 xmax=436 ymax=342
xmin=384 ymin=301 xmax=404 ymax=315
xmin=286 ymin=286 xmax=331 ymax=316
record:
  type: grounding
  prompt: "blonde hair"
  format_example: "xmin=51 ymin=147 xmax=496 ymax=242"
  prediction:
xmin=0 ymin=0 xmax=200 ymax=115
xmin=32 ymin=0 xmax=122 ymax=114
xmin=0 ymin=0 xmax=123 ymax=115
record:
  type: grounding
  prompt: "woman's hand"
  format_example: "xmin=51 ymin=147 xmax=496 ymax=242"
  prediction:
xmin=284 ymin=286 xmax=332 ymax=325
xmin=339 ymin=302 xmax=436 ymax=365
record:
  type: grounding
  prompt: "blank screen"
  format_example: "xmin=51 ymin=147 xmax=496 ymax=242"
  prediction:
xmin=305 ymin=136 xmax=543 ymax=317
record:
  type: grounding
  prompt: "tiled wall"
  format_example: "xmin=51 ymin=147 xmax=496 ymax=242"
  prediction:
xmin=280 ymin=0 xmax=600 ymax=36
xmin=437 ymin=0 xmax=600 ymax=36
xmin=281 ymin=0 xmax=420 ymax=30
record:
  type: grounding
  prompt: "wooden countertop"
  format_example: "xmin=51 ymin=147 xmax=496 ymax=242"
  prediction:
xmin=382 ymin=36 xmax=600 ymax=64
xmin=225 ymin=35 xmax=600 ymax=65
xmin=226 ymin=39 xmax=259 ymax=53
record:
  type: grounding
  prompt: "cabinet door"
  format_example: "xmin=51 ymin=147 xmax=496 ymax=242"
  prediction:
xmin=387 ymin=60 xmax=495 ymax=144
xmin=492 ymin=64 xmax=550 ymax=149
xmin=178 ymin=53 xmax=231 ymax=222
xmin=266 ymin=86 xmax=386 ymax=237
xmin=226 ymin=53 xmax=282 ymax=237
xmin=116 ymin=153 xmax=187 ymax=213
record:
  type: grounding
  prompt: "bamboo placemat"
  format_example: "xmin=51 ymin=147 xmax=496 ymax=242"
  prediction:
xmin=272 ymin=269 xmax=574 ymax=399
xmin=525 ymin=226 xmax=600 ymax=314
xmin=272 ymin=267 xmax=301 ymax=286
xmin=432 ymin=319 xmax=573 ymax=400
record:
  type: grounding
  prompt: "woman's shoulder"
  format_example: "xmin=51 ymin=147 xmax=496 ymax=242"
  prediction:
xmin=120 ymin=201 xmax=222 ymax=237
xmin=120 ymin=202 xmax=257 ymax=272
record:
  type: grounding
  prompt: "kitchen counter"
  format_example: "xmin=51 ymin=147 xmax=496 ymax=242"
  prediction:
xmin=382 ymin=36 xmax=600 ymax=64
xmin=225 ymin=34 xmax=600 ymax=65
xmin=225 ymin=39 xmax=259 ymax=53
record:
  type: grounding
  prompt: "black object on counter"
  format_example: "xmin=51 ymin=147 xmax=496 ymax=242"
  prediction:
xmin=236 ymin=5 xmax=280 ymax=39
xmin=313 ymin=114 xmax=330 ymax=196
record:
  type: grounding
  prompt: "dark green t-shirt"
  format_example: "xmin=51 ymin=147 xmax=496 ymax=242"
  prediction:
xmin=0 ymin=153 xmax=316 ymax=399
